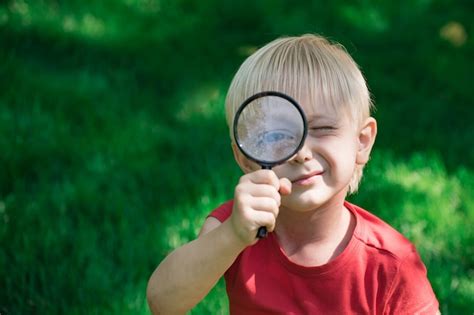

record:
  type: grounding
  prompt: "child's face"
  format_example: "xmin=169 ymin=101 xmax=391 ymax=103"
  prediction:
xmin=275 ymin=101 xmax=359 ymax=211
xmin=234 ymin=99 xmax=375 ymax=212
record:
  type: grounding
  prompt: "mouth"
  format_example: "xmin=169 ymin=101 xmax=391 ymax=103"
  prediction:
xmin=291 ymin=171 xmax=324 ymax=185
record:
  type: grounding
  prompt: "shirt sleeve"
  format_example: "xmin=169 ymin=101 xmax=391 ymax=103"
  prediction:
xmin=383 ymin=247 xmax=439 ymax=314
xmin=207 ymin=200 xmax=234 ymax=222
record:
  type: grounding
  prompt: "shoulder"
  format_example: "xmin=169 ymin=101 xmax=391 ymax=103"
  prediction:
xmin=346 ymin=201 xmax=415 ymax=260
xmin=346 ymin=202 xmax=439 ymax=314
xmin=207 ymin=200 xmax=234 ymax=223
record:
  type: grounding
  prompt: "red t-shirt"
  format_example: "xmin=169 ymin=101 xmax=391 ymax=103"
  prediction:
xmin=209 ymin=200 xmax=439 ymax=315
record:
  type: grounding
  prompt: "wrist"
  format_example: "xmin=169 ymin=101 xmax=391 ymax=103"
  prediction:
xmin=221 ymin=219 xmax=253 ymax=250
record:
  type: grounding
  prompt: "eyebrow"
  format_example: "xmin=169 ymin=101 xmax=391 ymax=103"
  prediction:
xmin=306 ymin=115 xmax=338 ymax=123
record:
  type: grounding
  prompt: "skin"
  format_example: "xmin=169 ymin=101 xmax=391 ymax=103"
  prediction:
xmin=146 ymin=101 xmax=378 ymax=314
xmin=230 ymin=102 xmax=377 ymax=265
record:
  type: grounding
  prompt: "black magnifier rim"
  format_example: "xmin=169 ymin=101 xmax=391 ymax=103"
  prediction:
xmin=233 ymin=91 xmax=308 ymax=168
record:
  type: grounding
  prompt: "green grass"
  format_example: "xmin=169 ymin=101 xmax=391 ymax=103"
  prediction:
xmin=1 ymin=0 xmax=473 ymax=314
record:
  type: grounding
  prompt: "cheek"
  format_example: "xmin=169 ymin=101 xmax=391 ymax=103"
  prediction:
xmin=272 ymin=163 xmax=288 ymax=177
xmin=322 ymin=138 xmax=358 ymax=170
xmin=247 ymin=160 xmax=262 ymax=172
xmin=236 ymin=151 xmax=262 ymax=173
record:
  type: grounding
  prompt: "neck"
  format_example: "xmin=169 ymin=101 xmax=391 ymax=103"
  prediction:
xmin=274 ymin=195 xmax=355 ymax=265
xmin=276 ymin=198 xmax=348 ymax=245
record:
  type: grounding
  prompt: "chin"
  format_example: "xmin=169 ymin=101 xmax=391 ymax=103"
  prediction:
xmin=282 ymin=190 xmax=329 ymax=211
xmin=284 ymin=184 xmax=349 ymax=211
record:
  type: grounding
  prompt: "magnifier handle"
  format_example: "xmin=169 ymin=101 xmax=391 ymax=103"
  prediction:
xmin=257 ymin=226 xmax=268 ymax=238
xmin=257 ymin=164 xmax=272 ymax=238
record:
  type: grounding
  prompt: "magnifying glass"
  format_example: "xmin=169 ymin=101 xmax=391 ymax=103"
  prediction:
xmin=233 ymin=91 xmax=308 ymax=238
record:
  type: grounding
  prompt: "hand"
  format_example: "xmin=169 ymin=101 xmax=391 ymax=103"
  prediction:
xmin=230 ymin=169 xmax=292 ymax=246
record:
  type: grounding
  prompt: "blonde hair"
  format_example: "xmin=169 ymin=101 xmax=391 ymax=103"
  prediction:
xmin=225 ymin=34 xmax=374 ymax=194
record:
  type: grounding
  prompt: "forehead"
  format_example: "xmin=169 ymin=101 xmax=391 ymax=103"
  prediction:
xmin=298 ymin=97 xmax=350 ymax=124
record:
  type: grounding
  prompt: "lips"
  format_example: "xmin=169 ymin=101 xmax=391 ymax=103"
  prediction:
xmin=291 ymin=171 xmax=324 ymax=185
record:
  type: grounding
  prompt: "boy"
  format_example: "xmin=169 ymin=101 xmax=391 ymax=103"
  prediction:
xmin=147 ymin=34 xmax=439 ymax=314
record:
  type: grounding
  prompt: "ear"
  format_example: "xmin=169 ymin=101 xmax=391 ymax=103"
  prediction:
xmin=231 ymin=142 xmax=260 ymax=173
xmin=356 ymin=117 xmax=377 ymax=165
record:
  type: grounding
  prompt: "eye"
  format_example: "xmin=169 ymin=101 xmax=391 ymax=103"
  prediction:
xmin=310 ymin=126 xmax=335 ymax=131
xmin=257 ymin=129 xmax=295 ymax=146
xmin=309 ymin=126 xmax=338 ymax=137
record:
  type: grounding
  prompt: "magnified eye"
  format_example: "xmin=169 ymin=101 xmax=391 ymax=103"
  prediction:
xmin=257 ymin=129 xmax=295 ymax=147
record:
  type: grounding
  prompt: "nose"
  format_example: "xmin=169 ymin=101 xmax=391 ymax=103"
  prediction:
xmin=289 ymin=143 xmax=313 ymax=164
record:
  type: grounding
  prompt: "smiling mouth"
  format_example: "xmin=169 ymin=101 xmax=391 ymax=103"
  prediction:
xmin=292 ymin=171 xmax=324 ymax=185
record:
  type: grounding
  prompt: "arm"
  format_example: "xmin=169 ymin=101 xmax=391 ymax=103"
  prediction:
xmin=146 ymin=170 xmax=289 ymax=314
xmin=146 ymin=218 xmax=245 ymax=315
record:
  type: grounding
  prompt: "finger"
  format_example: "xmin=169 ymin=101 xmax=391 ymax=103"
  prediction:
xmin=244 ymin=184 xmax=281 ymax=204
xmin=240 ymin=169 xmax=280 ymax=188
xmin=234 ymin=182 xmax=281 ymax=205
xmin=253 ymin=210 xmax=277 ymax=232
xmin=249 ymin=197 xmax=280 ymax=217
xmin=278 ymin=178 xmax=292 ymax=196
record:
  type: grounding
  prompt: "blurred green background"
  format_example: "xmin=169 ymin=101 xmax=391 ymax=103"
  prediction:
xmin=1 ymin=0 xmax=473 ymax=314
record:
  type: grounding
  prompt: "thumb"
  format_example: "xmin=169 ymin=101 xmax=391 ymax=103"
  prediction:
xmin=278 ymin=178 xmax=292 ymax=195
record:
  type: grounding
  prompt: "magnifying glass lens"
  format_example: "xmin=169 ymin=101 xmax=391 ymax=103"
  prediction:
xmin=235 ymin=94 xmax=306 ymax=166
